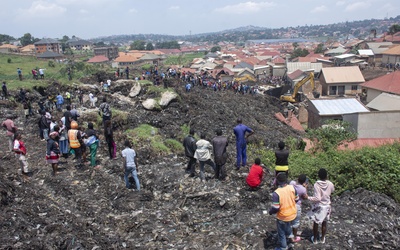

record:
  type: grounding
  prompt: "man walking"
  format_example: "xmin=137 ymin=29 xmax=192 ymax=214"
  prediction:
xmin=17 ymin=68 xmax=22 ymax=81
xmin=233 ymin=118 xmax=254 ymax=170
xmin=2 ymin=115 xmax=17 ymax=152
xmin=183 ymin=128 xmax=197 ymax=174
xmin=2 ymin=82 xmax=8 ymax=99
xmin=269 ymin=172 xmax=298 ymax=250
xmin=212 ymin=128 xmax=228 ymax=180
xmin=122 ymin=140 xmax=140 ymax=191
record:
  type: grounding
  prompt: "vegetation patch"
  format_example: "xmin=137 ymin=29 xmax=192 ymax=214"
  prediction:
xmin=125 ymin=124 xmax=172 ymax=155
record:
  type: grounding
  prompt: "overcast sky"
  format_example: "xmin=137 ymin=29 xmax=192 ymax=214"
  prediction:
xmin=1 ymin=0 xmax=398 ymax=40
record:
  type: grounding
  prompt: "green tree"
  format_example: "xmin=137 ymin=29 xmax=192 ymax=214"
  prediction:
xmin=146 ymin=42 xmax=154 ymax=50
xmin=20 ymin=33 xmax=34 ymax=46
xmin=292 ymin=42 xmax=299 ymax=49
xmin=388 ymin=24 xmax=400 ymax=34
xmin=314 ymin=43 xmax=324 ymax=54
xmin=156 ymin=41 xmax=180 ymax=49
xmin=0 ymin=34 xmax=15 ymax=43
xmin=94 ymin=41 xmax=105 ymax=47
xmin=60 ymin=35 xmax=70 ymax=43
xmin=130 ymin=40 xmax=146 ymax=50
xmin=306 ymin=120 xmax=357 ymax=152
xmin=291 ymin=48 xmax=309 ymax=58
xmin=210 ymin=46 xmax=221 ymax=52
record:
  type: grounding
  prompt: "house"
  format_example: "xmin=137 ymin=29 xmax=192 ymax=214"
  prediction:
xmin=319 ymin=66 xmax=365 ymax=96
xmin=286 ymin=62 xmax=322 ymax=75
xmin=67 ymin=38 xmax=92 ymax=51
xmin=359 ymin=71 xmax=400 ymax=102
xmin=324 ymin=47 xmax=347 ymax=57
xmin=365 ymin=93 xmax=400 ymax=111
xmin=381 ymin=45 xmax=400 ymax=65
xmin=0 ymin=44 xmax=19 ymax=53
xmin=343 ymin=110 xmax=400 ymax=138
xmin=140 ymin=53 xmax=165 ymax=66
xmin=20 ymin=44 xmax=35 ymax=54
xmin=365 ymin=42 xmax=393 ymax=64
xmin=94 ymin=47 xmax=119 ymax=60
xmin=307 ymin=98 xmax=369 ymax=129
xmin=333 ymin=53 xmax=357 ymax=66
xmin=36 ymin=51 xmax=64 ymax=60
xmin=34 ymin=38 xmax=62 ymax=55
xmin=113 ymin=51 xmax=143 ymax=67
xmin=87 ymin=55 xmax=109 ymax=63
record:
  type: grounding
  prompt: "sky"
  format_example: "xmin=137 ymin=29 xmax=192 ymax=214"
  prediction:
xmin=1 ymin=0 xmax=398 ymax=40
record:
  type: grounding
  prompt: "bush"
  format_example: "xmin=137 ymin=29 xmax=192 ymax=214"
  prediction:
xmin=7 ymin=58 xmax=11 ymax=63
xmin=48 ymin=60 xmax=55 ymax=67
xmin=165 ymin=139 xmax=184 ymax=153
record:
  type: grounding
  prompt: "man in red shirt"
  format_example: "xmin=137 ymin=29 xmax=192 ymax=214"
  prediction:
xmin=246 ymin=158 xmax=264 ymax=189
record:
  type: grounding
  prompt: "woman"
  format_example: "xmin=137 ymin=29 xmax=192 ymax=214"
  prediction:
xmin=58 ymin=119 xmax=69 ymax=159
xmin=104 ymin=120 xmax=116 ymax=159
xmin=85 ymin=122 xmax=99 ymax=167
xmin=46 ymin=131 xmax=60 ymax=176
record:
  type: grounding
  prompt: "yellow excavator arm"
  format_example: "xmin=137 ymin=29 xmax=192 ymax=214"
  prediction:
xmin=280 ymin=72 xmax=315 ymax=102
xmin=234 ymin=75 xmax=256 ymax=83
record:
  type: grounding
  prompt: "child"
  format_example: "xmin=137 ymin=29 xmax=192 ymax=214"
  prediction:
xmin=246 ymin=158 xmax=264 ymax=190
xmin=289 ymin=174 xmax=309 ymax=242
xmin=46 ymin=131 xmax=60 ymax=175
xmin=13 ymin=132 xmax=29 ymax=181
xmin=307 ymin=168 xmax=335 ymax=244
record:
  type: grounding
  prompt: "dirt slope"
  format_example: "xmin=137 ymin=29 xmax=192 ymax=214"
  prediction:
xmin=0 ymin=80 xmax=399 ymax=249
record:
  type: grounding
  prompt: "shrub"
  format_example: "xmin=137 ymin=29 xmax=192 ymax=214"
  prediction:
xmin=7 ymin=58 xmax=11 ymax=63
xmin=48 ymin=60 xmax=55 ymax=67
xmin=165 ymin=139 xmax=184 ymax=153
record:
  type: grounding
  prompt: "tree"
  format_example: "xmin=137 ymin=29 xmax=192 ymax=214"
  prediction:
xmin=314 ymin=43 xmax=324 ymax=54
xmin=94 ymin=41 xmax=105 ymax=47
xmin=156 ymin=41 xmax=180 ymax=49
xmin=291 ymin=48 xmax=309 ymax=58
xmin=146 ymin=42 xmax=154 ymax=51
xmin=0 ymin=34 xmax=15 ymax=44
xmin=20 ymin=33 xmax=34 ymax=46
xmin=60 ymin=35 xmax=70 ymax=43
xmin=210 ymin=46 xmax=221 ymax=53
xmin=388 ymin=24 xmax=400 ymax=34
xmin=292 ymin=42 xmax=299 ymax=49
xmin=130 ymin=40 xmax=146 ymax=50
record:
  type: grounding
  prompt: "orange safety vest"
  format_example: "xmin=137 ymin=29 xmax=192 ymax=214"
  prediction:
xmin=68 ymin=129 xmax=80 ymax=149
xmin=275 ymin=185 xmax=297 ymax=222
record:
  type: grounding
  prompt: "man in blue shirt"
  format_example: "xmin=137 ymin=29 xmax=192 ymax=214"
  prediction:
xmin=233 ymin=118 xmax=254 ymax=170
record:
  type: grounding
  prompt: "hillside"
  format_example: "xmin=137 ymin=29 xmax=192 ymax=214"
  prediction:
xmin=1 ymin=79 xmax=399 ymax=249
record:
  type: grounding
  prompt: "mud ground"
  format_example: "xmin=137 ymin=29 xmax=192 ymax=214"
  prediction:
xmin=0 ymin=72 xmax=399 ymax=249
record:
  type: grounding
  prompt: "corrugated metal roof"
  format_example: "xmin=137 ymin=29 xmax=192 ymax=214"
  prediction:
xmin=310 ymin=98 xmax=370 ymax=115
xmin=366 ymin=42 xmax=393 ymax=54
xmin=366 ymin=93 xmax=400 ymax=111
xmin=381 ymin=45 xmax=400 ymax=55
xmin=287 ymin=62 xmax=322 ymax=74
xmin=320 ymin=66 xmax=365 ymax=84
xmin=358 ymin=49 xmax=374 ymax=56
xmin=360 ymin=71 xmax=400 ymax=94
xmin=334 ymin=53 xmax=356 ymax=59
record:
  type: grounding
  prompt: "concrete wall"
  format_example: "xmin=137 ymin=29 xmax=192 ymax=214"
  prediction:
xmin=343 ymin=111 xmax=400 ymax=138
xmin=364 ymin=88 xmax=382 ymax=103
xmin=382 ymin=54 xmax=400 ymax=64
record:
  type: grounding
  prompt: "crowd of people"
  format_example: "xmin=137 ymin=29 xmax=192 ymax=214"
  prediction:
xmin=182 ymin=118 xmax=335 ymax=248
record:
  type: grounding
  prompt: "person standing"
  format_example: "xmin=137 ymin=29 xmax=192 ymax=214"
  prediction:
xmin=39 ymin=110 xmax=50 ymax=141
xmin=13 ymin=132 xmax=30 ymax=181
xmin=2 ymin=115 xmax=17 ymax=152
xmin=122 ymin=140 xmax=140 ymax=190
xmin=307 ymin=168 xmax=335 ymax=245
xmin=211 ymin=128 xmax=228 ymax=180
xmin=46 ymin=131 xmax=60 ymax=176
xmin=17 ymin=68 xmax=22 ymax=81
xmin=98 ymin=96 xmax=112 ymax=126
xmin=104 ymin=120 xmax=116 ymax=160
xmin=194 ymin=132 xmax=216 ymax=182
xmin=39 ymin=68 xmax=45 ymax=79
xmin=269 ymin=172 xmax=298 ymax=250
xmin=70 ymin=104 xmax=80 ymax=121
xmin=85 ymin=122 xmax=99 ymax=168
xmin=233 ymin=118 xmax=254 ymax=170
xmin=125 ymin=66 xmax=130 ymax=79
xmin=2 ymin=81 xmax=8 ymax=99
xmin=275 ymin=141 xmax=290 ymax=177
xmin=289 ymin=174 xmax=309 ymax=243
xmin=56 ymin=93 xmax=64 ymax=111
xmin=67 ymin=68 xmax=72 ymax=80
xmin=183 ymin=128 xmax=197 ymax=174
xmin=246 ymin=158 xmax=264 ymax=189
xmin=63 ymin=105 xmax=73 ymax=131
xmin=58 ymin=119 xmax=69 ymax=159
xmin=65 ymin=91 xmax=71 ymax=105
xmin=68 ymin=121 xmax=83 ymax=167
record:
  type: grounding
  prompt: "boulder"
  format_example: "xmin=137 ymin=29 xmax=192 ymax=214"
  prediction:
xmin=159 ymin=91 xmax=178 ymax=108
xmin=142 ymin=99 xmax=158 ymax=110
xmin=129 ymin=82 xmax=141 ymax=98
xmin=112 ymin=93 xmax=136 ymax=105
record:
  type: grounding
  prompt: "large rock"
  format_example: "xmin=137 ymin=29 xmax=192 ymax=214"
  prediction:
xmin=129 ymin=82 xmax=141 ymax=98
xmin=159 ymin=91 xmax=178 ymax=108
xmin=142 ymin=99 xmax=158 ymax=110
xmin=112 ymin=93 xmax=136 ymax=105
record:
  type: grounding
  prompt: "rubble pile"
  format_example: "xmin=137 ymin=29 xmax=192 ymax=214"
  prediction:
xmin=0 ymin=79 xmax=399 ymax=249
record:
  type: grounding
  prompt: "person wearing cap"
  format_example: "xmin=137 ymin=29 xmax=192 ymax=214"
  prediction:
xmin=2 ymin=115 xmax=17 ymax=152
xmin=269 ymin=172 xmax=299 ymax=250
xmin=307 ymin=168 xmax=335 ymax=245
xmin=68 ymin=121 xmax=83 ymax=167
xmin=289 ymin=174 xmax=309 ymax=243
xmin=233 ymin=117 xmax=254 ymax=170
xmin=46 ymin=131 xmax=60 ymax=176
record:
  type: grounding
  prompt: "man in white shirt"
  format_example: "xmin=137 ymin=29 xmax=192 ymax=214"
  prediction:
xmin=121 ymin=140 xmax=140 ymax=191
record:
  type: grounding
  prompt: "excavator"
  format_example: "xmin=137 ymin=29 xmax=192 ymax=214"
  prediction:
xmin=234 ymin=74 xmax=256 ymax=83
xmin=279 ymin=72 xmax=319 ymax=102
